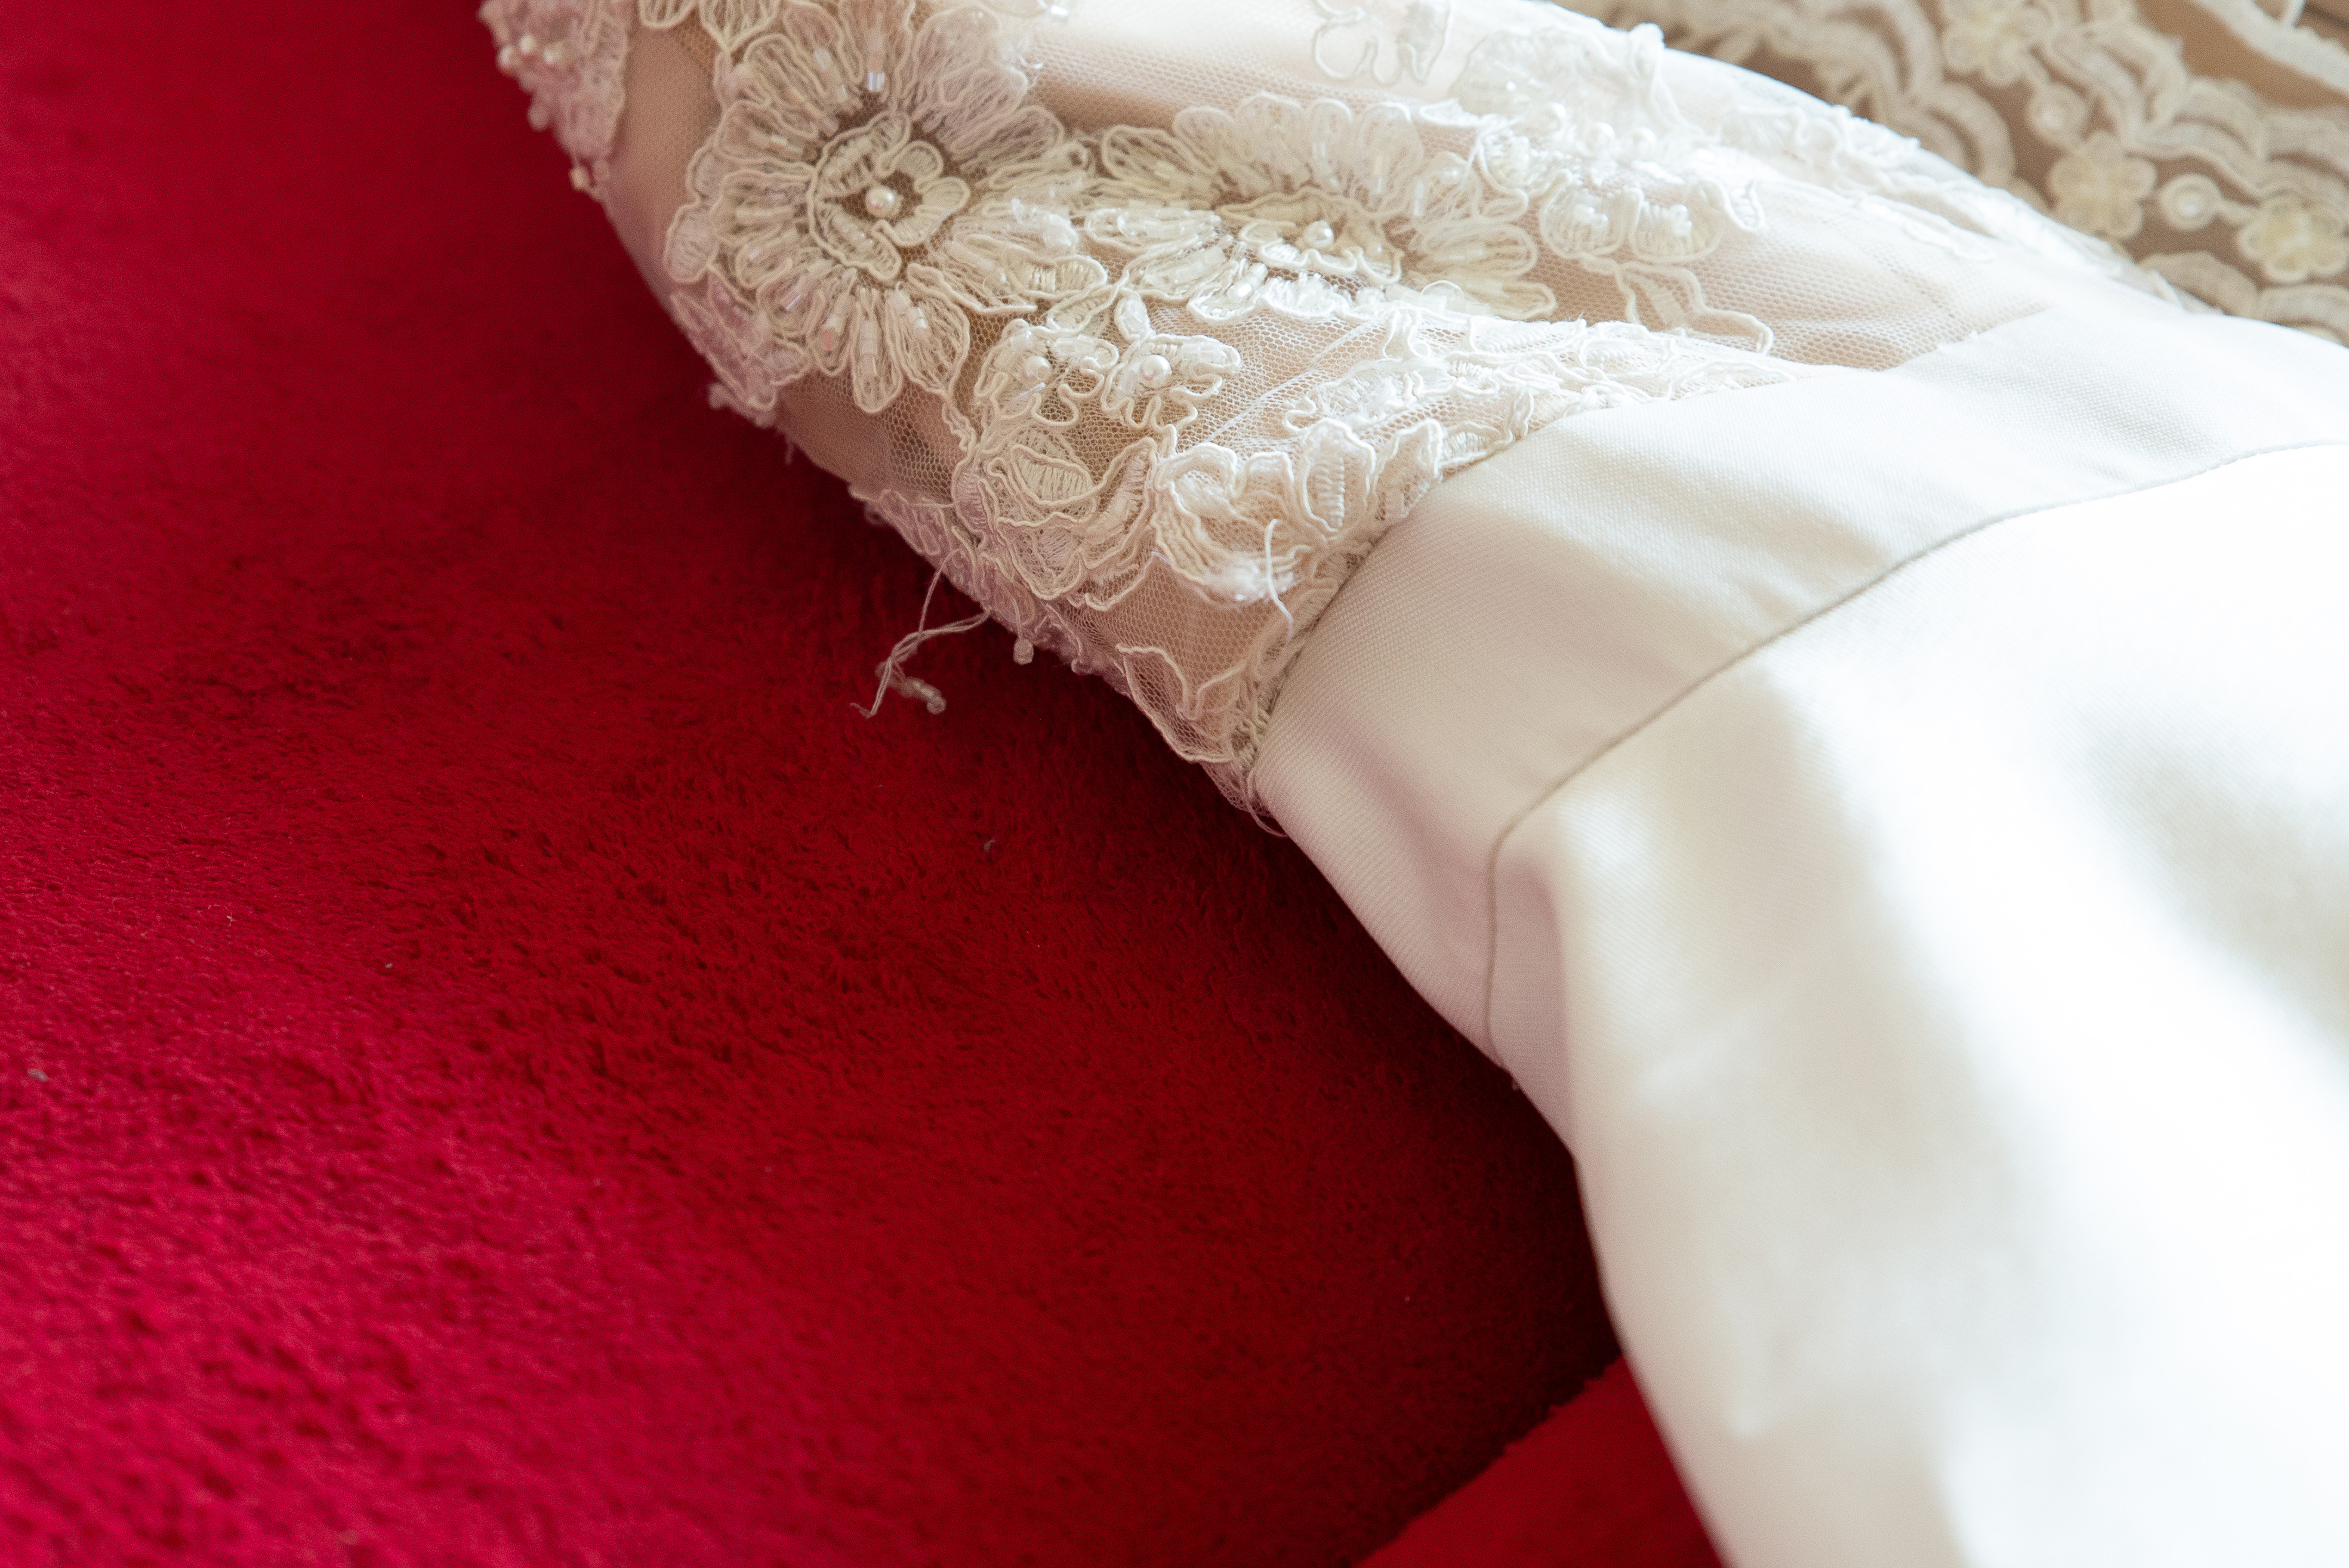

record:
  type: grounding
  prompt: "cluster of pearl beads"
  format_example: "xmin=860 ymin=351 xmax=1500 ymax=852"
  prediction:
xmin=495 ymin=29 xmax=570 ymax=74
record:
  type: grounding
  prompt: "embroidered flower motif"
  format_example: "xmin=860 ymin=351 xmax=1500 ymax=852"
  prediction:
xmin=955 ymin=289 xmax=1249 ymax=613
xmin=2047 ymin=132 xmax=2157 ymax=240
xmin=972 ymin=316 xmax=1117 ymax=430
xmin=1089 ymin=95 xmax=1552 ymax=321
xmin=2236 ymin=195 xmax=2349 ymax=286
xmin=2024 ymin=83 xmax=2089 ymax=143
xmin=1448 ymin=20 xmax=1699 ymax=153
xmin=2157 ymin=173 xmax=2226 ymax=233
xmin=804 ymin=113 xmax=973 ymax=276
xmin=1444 ymin=22 xmax=1770 ymax=340
xmin=1939 ymin=0 xmax=2052 ymax=88
xmin=950 ymin=418 xmax=1157 ymax=603
xmin=1094 ymin=296 xmax=1247 ymax=433
xmin=1311 ymin=0 xmax=1454 ymax=87
xmin=1533 ymin=172 xmax=1770 ymax=345
xmin=1576 ymin=0 xmax=2349 ymax=337
xmin=661 ymin=0 xmax=1089 ymax=413
xmin=1539 ymin=183 xmax=1724 ymax=267
xmin=972 ymin=294 xmax=1243 ymax=438
xmin=497 ymin=0 xmax=1820 ymax=795
xmin=1150 ymin=421 xmax=1404 ymax=606
xmin=639 ymin=0 xmax=781 ymax=52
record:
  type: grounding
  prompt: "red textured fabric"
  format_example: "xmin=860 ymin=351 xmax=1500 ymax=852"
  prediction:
xmin=2 ymin=5 xmax=1711 ymax=1564
xmin=1368 ymin=1363 xmax=1724 ymax=1568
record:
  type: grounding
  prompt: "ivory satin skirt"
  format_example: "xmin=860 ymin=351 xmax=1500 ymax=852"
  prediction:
xmin=1257 ymin=301 xmax=2349 ymax=1566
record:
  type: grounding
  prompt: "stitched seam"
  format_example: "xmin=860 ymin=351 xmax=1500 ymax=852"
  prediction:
xmin=1475 ymin=437 xmax=2349 ymax=1047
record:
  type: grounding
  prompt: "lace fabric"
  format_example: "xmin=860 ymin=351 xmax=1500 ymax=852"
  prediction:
xmin=1556 ymin=0 xmax=2349 ymax=339
xmin=483 ymin=0 xmax=2185 ymax=804
xmin=485 ymin=0 xmax=633 ymax=193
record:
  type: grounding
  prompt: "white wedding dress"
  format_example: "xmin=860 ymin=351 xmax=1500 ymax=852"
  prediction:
xmin=482 ymin=0 xmax=2349 ymax=1561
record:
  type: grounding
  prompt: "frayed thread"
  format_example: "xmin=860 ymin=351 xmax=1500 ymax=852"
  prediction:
xmin=856 ymin=570 xmax=989 ymax=718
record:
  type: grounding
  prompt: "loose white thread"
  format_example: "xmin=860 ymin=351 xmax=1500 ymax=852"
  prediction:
xmin=1261 ymin=516 xmax=1295 ymax=638
xmin=856 ymin=570 xmax=989 ymax=717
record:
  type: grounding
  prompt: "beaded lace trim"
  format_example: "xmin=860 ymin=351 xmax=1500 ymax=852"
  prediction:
xmin=482 ymin=0 xmax=2168 ymax=802
xmin=484 ymin=0 xmax=633 ymax=193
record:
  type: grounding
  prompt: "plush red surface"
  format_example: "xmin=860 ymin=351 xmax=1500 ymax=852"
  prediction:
xmin=1368 ymin=1363 xmax=1723 ymax=1568
xmin=0 ymin=4 xmax=1719 ymax=1564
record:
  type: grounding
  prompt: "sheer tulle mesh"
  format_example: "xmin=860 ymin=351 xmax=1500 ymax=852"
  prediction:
xmin=484 ymin=0 xmax=2182 ymax=802
xmin=606 ymin=21 xmax=721 ymax=301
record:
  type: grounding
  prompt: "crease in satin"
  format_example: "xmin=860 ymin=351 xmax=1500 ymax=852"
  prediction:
xmin=1471 ymin=435 xmax=2349 ymax=1051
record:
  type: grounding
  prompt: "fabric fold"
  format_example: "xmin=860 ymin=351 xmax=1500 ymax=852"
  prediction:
xmin=1253 ymin=308 xmax=2349 ymax=1561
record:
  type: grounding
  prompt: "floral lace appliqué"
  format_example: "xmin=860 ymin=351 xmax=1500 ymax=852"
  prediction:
xmin=665 ymin=2 xmax=1088 ymax=414
xmin=495 ymin=0 xmax=2136 ymax=802
xmin=1566 ymin=0 xmax=2349 ymax=339
xmin=591 ymin=0 xmax=1831 ymax=795
xmin=1092 ymin=94 xmax=1558 ymax=320
xmin=482 ymin=0 xmax=632 ymax=193
xmin=1312 ymin=0 xmax=1457 ymax=87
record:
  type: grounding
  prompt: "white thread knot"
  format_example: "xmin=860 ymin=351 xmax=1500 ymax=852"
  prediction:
xmin=856 ymin=570 xmax=989 ymax=718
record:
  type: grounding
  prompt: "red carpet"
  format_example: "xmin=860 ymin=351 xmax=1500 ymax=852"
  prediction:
xmin=1 ymin=5 xmax=1720 ymax=1563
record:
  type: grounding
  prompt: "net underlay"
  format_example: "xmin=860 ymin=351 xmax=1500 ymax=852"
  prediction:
xmin=480 ymin=0 xmax=2336 ymax=805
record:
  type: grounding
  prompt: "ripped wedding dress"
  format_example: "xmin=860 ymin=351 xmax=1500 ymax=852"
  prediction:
xmin=482 ymin=0 xmax=2349 ymax=1561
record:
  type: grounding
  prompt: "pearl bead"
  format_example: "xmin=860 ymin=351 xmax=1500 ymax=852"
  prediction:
xmin=1018 ymin=354 xmax=1052 ymax=385
xmin=1133 ymin=353 xmax=1173 ymax=390
xmin=864 ymin=185 xmax=902 ymax=220
xmin=517 ymin=32 xmax=538 ymax=54
xmin=1300 ymin=221 xmax=1336 ymax=251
